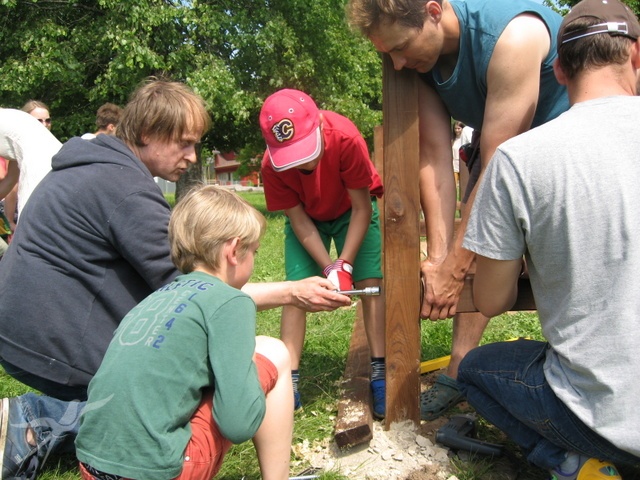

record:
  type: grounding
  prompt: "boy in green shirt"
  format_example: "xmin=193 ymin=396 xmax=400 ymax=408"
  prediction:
xmin=76 ymin=185 xmax=294 ymax=480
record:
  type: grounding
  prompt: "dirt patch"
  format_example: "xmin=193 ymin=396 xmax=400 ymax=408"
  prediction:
xmin=292 ymin=370 xmax=474 ymax=480
xmin=295 ymin=419 xmax=453 ymax=480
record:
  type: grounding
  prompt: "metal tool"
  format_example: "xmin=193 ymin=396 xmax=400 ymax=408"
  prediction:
xmin=435 ymin=414 xmax=503 ymax=456
xmin=336 ymin=286 xmax=381 ymax=296
xmin=289 ymin=467 xmax=322 ymax=479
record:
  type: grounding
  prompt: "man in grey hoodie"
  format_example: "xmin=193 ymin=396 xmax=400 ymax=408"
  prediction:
xmin=0 ymin=78 xmax=350 ymax=479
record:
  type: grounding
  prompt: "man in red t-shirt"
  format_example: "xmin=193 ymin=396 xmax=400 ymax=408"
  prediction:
xmin=260 ymin=89 xmax=386 ymax=418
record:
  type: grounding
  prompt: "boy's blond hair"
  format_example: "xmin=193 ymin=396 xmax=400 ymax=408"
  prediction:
xmin=169 ymin=185 xmax=267 ymax=273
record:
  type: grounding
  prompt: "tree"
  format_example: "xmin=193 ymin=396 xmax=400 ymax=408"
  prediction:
xmin=1 ymin=0 xmax=190 ymax=138
xmin=13 ymin=0 xmax=637 ymax=198
xmin=548 ymin=0 xmax=639 ymax=15
xmin=0 ymin=0 xmax=382 ymax=165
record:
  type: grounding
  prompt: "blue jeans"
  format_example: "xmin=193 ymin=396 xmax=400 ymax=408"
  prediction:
xmin=6 ymin=393 xmax=85 ymax=478
xmin=1 ymin=359 xmax=86 ymax=476
xmin=457 ymin=340 xmax=640 ymax=470
xmin=15 ymin=392 xmax=84 ymax=453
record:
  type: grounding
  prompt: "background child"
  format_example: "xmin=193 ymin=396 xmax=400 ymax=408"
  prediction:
xmin=259 ymin=88 xmax=386 ymax=418
xmin=76 ymin=185 xmax=294 ymax=480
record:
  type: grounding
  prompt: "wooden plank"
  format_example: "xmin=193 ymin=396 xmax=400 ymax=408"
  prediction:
xmin=334 ymin=301 xmax=373 ymax=448
xmin=374 ymin=125 xmax=385 ymax=251
xmin=382 ymin=55 xmax=422 ymax=428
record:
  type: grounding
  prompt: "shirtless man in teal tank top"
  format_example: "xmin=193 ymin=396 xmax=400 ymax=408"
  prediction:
xmin=346 ymin=0 xmax=570 ymax=420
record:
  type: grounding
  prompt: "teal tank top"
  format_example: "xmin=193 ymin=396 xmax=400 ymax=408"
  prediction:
xmin=419 ymin=0 xmax=569 ymax=130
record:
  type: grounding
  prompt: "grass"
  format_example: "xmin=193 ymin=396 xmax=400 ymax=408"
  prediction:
xmin=2 ymin=191 xmax=549 ymax=480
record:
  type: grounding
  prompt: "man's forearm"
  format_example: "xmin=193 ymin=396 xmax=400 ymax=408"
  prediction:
xmin=448 ymin=199 xmax=477 ymax=280
xmin=420 ymin=161 xmax=456 ymax=262
xmin=473 ymin=256 xmax=521 ymax=317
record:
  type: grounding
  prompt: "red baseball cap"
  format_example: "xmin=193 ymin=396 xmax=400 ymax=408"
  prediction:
xmin=259 ymin=89 xmax=322 ymax=172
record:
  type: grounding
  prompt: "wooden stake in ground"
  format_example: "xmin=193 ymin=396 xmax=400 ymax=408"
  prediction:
xmin=381 ymin=54 xmax=422 ymax=428
xmin=334 ymin=301 xmax=373 ymax=448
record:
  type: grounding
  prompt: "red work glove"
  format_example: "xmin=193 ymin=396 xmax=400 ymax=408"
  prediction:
xmin=323 ymin=259 xmax=354 ymax=291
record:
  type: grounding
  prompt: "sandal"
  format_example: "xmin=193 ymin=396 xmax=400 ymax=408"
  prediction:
xmin=420 ymin=373 xmax=465 ymax=421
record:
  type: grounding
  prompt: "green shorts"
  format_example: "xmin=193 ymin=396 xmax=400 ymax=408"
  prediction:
xmin=284 ymin=199 xmax=382 ymax=282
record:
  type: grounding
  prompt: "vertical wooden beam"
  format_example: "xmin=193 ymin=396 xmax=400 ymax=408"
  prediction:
xmin=382 ymin=55 xmax=422 ymax=427
xmin=373 ymin=125 xmax=385 ymax=252
xmin=333 ymin=302 xmax=373 ymax=448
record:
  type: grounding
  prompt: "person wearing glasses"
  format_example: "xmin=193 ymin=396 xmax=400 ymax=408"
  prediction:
xmin=21 ymin=100 xmax=52 ymax=130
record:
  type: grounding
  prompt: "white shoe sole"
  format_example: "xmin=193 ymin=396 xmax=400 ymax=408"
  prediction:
xmin=0 ymin=397 xmax=9 ymax=480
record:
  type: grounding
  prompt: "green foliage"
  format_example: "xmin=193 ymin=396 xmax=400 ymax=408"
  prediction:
xmin=549 ymin=0 xmax=639 ymax=15
xmin=0 ymin=0 xmax=382 ymax=157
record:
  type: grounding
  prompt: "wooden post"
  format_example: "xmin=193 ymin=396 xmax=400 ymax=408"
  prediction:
xmin=334 ymin=302 xmax=374 ymax=448
xmin=374 ymin=125 xmax=384 ymax=246
xmin=382 ymin=55 xmax=422 ymax=427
